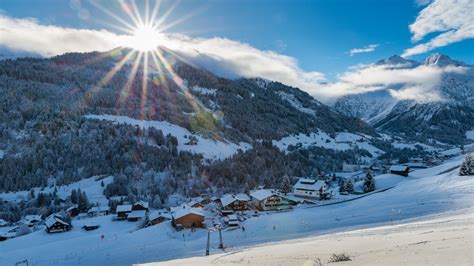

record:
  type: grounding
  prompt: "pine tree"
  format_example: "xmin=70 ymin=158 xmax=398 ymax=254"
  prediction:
xmin=345 ymin=179 xmax=354 ymax=193
xmin=459 ymin=154 xmax=473 ymax=176
xmin=78 ymin=191 xmax=89 ymax=212
xmin=70 ymin=189 xmax=78 ymax=204
xmin=280 ymin=175 xmax=291 ymax=195
xmin=363 ymin=171 xmax=375 ymax=193
xmin=339 ymin=179 xmax=346 ymax=193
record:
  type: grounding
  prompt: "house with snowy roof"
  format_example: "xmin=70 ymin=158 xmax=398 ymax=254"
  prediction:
xmin=88 ymin=206 xmax=110 ymax=217
xmin=148 ymin=211 xmax=172 ymax=226
xmin=390 ymin=165 xmax=410 ymax=176
xmin=250 ymin=189 xmax=289 ymax=211
xmin=171 ymin=205 xmax=205 ymax=229
xmin=220 ymin=193 xmax=250 ymax=212
xmin=127 ymin=210 xmax=147 ymax=222
xmin=293 ymin=178 xmax=326 ymax=199
xmin=132 ymin=200 xmax=149 ymax=211
xmin=45 ymin=214 xmax=71 ymax=233
xmin=66 ymin=205 xmax=79 ymax=217
xmin=116 ymin=204 xmax=133 ymax=220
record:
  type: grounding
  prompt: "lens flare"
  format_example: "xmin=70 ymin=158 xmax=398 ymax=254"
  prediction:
xmin=129 ymin=24 xmax=161 ymax=51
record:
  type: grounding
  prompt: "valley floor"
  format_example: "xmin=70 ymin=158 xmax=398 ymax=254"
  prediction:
xmin=144 ymin=211 xmax=474 ymax=266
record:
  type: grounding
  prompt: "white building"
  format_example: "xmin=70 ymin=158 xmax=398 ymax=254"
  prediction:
xmin=293 ymin=178 xmax=326 ymax=199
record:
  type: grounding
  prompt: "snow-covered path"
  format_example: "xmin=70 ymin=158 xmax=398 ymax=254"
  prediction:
xmin=150 ymin=211 xmax=473 ymax=266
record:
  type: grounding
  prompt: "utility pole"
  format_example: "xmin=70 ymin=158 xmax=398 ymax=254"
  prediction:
xmin=218 ymin=225 xmax=224 ymax=249
xmin=205 ymin=229 xmax=210 ymax=256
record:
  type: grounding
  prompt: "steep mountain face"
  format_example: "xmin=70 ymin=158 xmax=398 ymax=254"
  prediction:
xmin=0 ymin=48 xmax=375 ymax=192
xmin=334 ymin=54 xmax=474 ymax=144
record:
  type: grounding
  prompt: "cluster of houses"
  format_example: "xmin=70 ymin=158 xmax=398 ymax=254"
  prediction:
xmin=115 ymin=200 xmax=149 ymax=221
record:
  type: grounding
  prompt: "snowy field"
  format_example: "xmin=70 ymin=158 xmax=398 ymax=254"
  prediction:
xmin=466 ymin=130 xmax=474 ymax=140
xmin=1 ymin=158 xmax=472 ymax=265
xmin=273 ymin=131 xmax=384 ymax=158
xmin=85 ymin=114 xmax=252 ymax=160
xmin=151 ymin=211 xmax=473 ymax=266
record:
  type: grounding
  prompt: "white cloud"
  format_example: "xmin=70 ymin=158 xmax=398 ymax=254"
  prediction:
xmin=0 ymin=15 xmax=125 ymax=57
xmin=403 ymin=0 xmax=474 ymax=57
xmin=0 ymin=14 xmax=325 ymax=96
xmin=348 ymin=44 xmax=378 ymax=56
xmin=317 ymin=63 xmax=468 ymax=103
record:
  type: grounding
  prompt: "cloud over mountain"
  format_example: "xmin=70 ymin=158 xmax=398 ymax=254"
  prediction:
xmin=403 ymin=0 xmax=474 ymax=57
xmin=0 ymin=14 xmax=326 ymax=99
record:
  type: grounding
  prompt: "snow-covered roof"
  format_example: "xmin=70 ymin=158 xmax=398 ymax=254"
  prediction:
xmin=227 ymin=214 xmax=238 ymax=221
xmin=66 ymin=205 xmax=78 ymax=212
xmin=188 ymin=200 xmax=202 ymax=207
xmin=45 ymin=214 xmax=69 ymax=228
xmin=84 ymin=222 xmax=99 ymax=227
xmin=390 ymin=165 xmax=409 ymax=171
xmin=133 ymin=200 xmax=149 ymax=209
xmin=149 ymin=211 xmax=172 ymax=221
xmin=235 ymin=193 xmax=250 ymax=201
xmin=127 ymin=210 xmax=146 ymax=219
xmin=293 ymin=178 xmax=325 ymax=191
xmin=220 ymin=194 xmax=237 ymax=207
xmin=116 ymin=205 xmax=133 ymax=212
xmin=172 ymin=205 xmax=204 ymax=220
xmin=250 ymin=189 xmax=278 ymax=201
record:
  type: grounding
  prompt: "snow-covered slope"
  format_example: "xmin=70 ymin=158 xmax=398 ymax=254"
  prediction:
xmin=0 ymin=175 xmax=113 ymax=206
xmin=85 ymin=114 xmax=252 ymax=160
xmin=152 ymin=212 xmax=473 ymax=266
xmin=2 ymin=158 xmax=471 ymax=265
xmin=273 ymin=131 xmax=384 ymax=158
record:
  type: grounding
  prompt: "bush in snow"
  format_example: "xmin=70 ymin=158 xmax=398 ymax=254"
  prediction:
xmin=16 ymin=224 xmax=32 ymax=237
xmin=459 ymin=154 xmax=474 ymax=176
xmin=363 ymin=171 xmax=375 ymax=193
xmin=328 ymin=252 xmax=351 ymax=263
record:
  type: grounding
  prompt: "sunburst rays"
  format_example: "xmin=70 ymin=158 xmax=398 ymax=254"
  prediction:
xmin=84 ymin=0 xmax=207 ymax=121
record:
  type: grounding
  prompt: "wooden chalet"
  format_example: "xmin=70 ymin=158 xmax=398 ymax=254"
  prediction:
xmin=390 ymin=165 xmax=410 ymax=176
xmin=148 ymin=212 xmax=172 ymax=226
xmin=171 ymin=205 xmax=205 ymax=229
xmin=116 ymin=204 xmax=132 ymax=220
xmin=45 ymin=214 xmax=72 ymax=233
xmin=132 ymin=201 xmax=149 ymax=211
xmin=127 ymin=210 xmax=146 ymax=222
xmin=82 ymin=223 xmax=100 ymax=231
xmin=220 ymin=194 xmax=250 ymax=212
xmin=66 ymin=205 xmax=79 ymax=217
xmin=250 ymin=189 xmax=290 ymax=211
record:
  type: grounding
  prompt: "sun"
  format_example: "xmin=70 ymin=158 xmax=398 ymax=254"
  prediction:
xmin=129 ymin=24 xmax=161 ymax=52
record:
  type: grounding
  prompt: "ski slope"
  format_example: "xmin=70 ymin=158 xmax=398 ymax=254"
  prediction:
xmin=1 ymin=159 xmax=472 ymax=266
xmin=85 ymin=114 xmax=251 ymax=160
xmin=152 ymin=211 xmax=473 ymax=266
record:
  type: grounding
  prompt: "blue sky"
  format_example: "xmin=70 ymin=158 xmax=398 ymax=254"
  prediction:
xmin=0 ymin=0 xmax=473 ymax=102
xmin=1 ymin=0 xmax=473 ymax=78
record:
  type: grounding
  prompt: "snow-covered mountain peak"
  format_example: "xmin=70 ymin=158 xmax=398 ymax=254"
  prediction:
xmin=423 ymin=53 xmax=465 ymax=67
xmin=375 ymin=55 xmax=419 ymax=68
